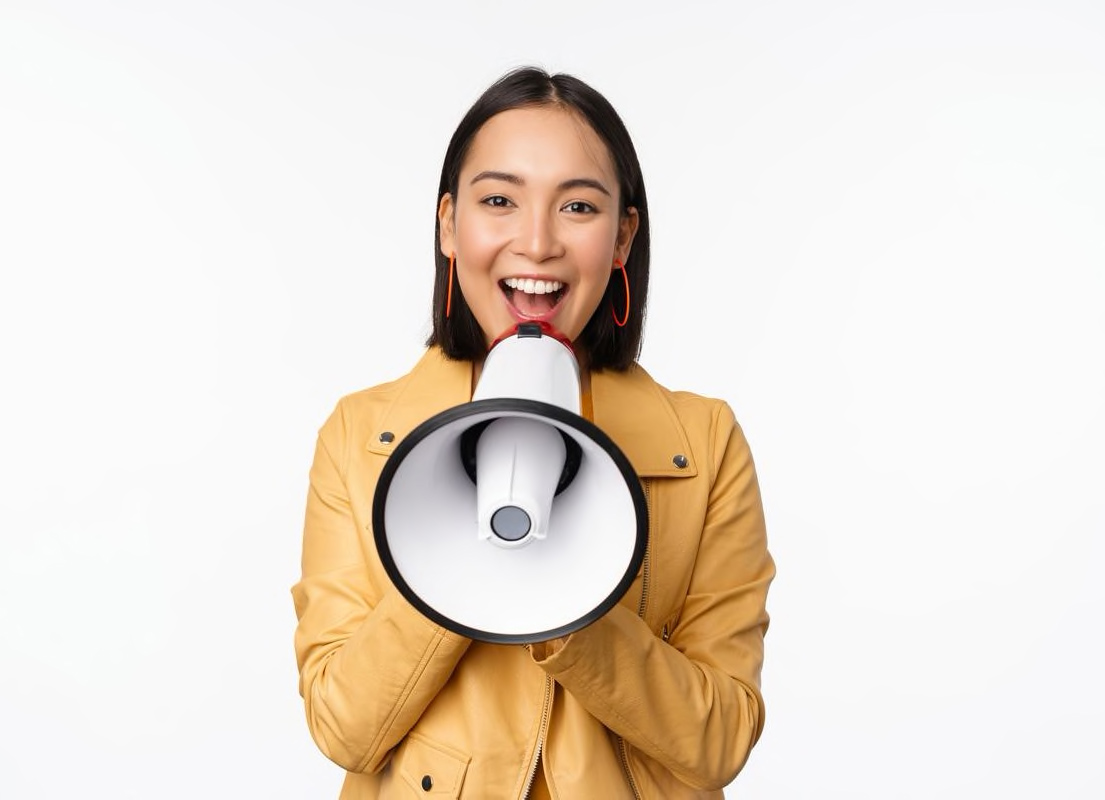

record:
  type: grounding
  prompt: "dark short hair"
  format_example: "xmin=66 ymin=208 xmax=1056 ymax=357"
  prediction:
xmin=426 ymin=67 xmax=650 ymax=371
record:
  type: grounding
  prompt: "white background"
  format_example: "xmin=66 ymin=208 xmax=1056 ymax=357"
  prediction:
xmin=2 ymin=1 xmax=1103 ymax=797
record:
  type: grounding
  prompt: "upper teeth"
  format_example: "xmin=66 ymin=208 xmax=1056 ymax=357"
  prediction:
xmin=505 ymin=277 xmax=563 ymax=295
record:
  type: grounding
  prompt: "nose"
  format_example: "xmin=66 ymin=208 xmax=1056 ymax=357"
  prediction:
xmin=513 ymin=208 xmax=565 ymax=263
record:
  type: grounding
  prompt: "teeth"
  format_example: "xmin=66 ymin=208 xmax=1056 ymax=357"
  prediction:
xmin=505 ymin=277 xmax=563 ymax=295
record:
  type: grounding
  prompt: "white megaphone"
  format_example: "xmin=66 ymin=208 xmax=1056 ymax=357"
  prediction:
xmin=372 ymin=322 xmax=648 ymax=644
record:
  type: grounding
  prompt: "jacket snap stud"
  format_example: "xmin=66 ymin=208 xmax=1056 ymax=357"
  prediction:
xmin=421 ymin=774 xmax=433 ymax=791
xmin=673 ymin=454 xmax=688 ymax=468
xmin=379 ymin=431 xmax=395 ymax=444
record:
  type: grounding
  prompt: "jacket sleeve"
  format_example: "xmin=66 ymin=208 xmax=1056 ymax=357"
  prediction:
xmin=291 ymin=399 xmax=471 ymax=774
xmin=530 ymin=402 xmax=774 ymax=791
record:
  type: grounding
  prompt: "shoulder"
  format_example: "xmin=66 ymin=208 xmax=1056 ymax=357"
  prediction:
xmin=316 ymin=347 xmax=474 ymax=458
xmin=321 ymin=368 xmax=413 ymax=431
xmin=314 ymin=354 xmax=430 ymax=452
xmin=331 ymin=372 xmax=411 ymax=423
xmin=624 ymin=364 xmax=752 ymax=477
xmin=628 ymin=363 xmax=740 ymax=436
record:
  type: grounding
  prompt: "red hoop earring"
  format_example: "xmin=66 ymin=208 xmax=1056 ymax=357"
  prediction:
xmin=611 ymin=259 xmax=630 ymax=328
xmin=446 ymin=253 xmax=456 ymax=318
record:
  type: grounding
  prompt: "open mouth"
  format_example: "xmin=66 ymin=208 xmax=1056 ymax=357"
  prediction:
xmin=500 ymin=277 xmax=567 ymax=319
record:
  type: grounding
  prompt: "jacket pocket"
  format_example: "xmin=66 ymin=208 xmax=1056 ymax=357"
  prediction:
xmin=395 ymin=733 xmax=471 ymax=797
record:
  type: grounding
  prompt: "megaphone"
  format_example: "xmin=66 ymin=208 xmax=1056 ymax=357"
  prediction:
xmin=372 ymin=322 xmax=648 ymax=644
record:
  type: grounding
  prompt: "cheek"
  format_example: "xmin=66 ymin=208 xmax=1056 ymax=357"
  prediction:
xmin=455 ymin=211 xmax=509 ymax=260
xmin=570 ymin=226 xmax=619 ymax=276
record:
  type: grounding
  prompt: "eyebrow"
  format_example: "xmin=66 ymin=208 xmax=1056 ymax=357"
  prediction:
xmin=470 ymin=170 xmax=611 ymax=197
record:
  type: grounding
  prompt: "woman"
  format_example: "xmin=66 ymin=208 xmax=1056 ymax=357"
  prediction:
xmin=292 ymin=66 xmax=775 ymax=799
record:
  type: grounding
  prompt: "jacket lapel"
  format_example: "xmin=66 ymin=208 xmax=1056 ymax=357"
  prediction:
xmin=364 ymin=348 xmax=473 ymax=456
xmin=591 ymin=364 xmax=698 ymax=479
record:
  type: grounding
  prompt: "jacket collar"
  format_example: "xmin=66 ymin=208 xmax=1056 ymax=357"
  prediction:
xmin=366 ymin=347 xmax=696 ymax=479
xmin=591 ymin=364 xmax=697 ymax=478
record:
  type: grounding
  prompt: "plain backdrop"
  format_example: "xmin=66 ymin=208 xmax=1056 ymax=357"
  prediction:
xmin=2 ymin=1 xmax=1103 ymax=797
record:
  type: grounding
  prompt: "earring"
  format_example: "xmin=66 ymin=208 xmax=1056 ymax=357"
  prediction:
xmin=446 ymin=253 xmax=456 ymax=318
xmin=611 ymin=259 xmax=630 ymax=328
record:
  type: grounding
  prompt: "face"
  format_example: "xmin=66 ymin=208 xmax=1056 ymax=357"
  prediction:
xmin=439 ymin=106 xmax=638 ymax=347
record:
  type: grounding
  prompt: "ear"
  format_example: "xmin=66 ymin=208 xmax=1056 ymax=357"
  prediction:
xmin=614 ymin=207 xmax=639 ymax=265
xmin=438 ymin=193 xmax=456 ymax=256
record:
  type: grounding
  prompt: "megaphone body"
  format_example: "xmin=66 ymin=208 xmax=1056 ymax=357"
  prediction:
xmin=372 ymin=323 xmax=648 ymax=644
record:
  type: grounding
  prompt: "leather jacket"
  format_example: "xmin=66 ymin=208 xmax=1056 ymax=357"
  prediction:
xmin=292 ymin=347 xmax=774 ymax=798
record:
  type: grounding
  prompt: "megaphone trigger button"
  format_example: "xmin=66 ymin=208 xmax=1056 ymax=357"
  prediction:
xmin=379 ymin=431 xmax=395 ymax=444
xmin=672 ymin=454 xmax=689 ymax=469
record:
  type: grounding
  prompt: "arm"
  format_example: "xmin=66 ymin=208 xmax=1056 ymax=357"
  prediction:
xmin=291 ymin=399 xmax=471 ymax=773
xmin=531 ymin=403 xmax=773 ymax=790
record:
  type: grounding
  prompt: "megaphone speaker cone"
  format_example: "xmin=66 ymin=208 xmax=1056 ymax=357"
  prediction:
xmin=372 ymin=325 xmax=647 ymax=644
xmin=372 ymin=400 xmax=647 ymax=644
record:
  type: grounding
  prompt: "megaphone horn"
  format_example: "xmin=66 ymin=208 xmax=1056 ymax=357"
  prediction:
xmin=372 ymin=322 xmax=648 ymax=644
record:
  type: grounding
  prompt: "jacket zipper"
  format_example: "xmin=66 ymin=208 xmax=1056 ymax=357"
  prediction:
xmin=637 ymin=479 xmax=652 ymax=621
xmin=617 ymin=479 xmax=652 ymax=800
xmin=522 ymin=674 xmax=554 ymax=799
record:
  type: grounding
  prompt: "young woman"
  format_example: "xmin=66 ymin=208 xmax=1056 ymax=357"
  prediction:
xmin=292 ymin=67 xmax=775 ymax=799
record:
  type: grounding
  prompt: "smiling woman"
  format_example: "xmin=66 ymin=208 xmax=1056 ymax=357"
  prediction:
xmin=433 ymin=105 xmax=636 ymax=346
xmin=427 ymin=69 xmax=651 ymax=372
xmin=437 ymin=106 xmax=638 ymax=348
xmin=291 ymin=66 xmax=775 ymax=799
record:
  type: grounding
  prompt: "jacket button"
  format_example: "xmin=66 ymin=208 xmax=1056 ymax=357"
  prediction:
xmin=673 ymin=454 xmax=688 ymax=468
xmin=421 ymin=774 xmax=433 ymax=791
xmin=379 ymin=431 xmax=395 ymax=444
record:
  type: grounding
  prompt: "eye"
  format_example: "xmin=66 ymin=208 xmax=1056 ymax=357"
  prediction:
xmin=480 ymin=194 xmax=513 ymax=209
xmin=563 ymin=200 xmax=597 ymax=214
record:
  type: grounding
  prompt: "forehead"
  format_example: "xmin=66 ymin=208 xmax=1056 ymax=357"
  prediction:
xmin=461 ymin=106 xmax=616 ymax=182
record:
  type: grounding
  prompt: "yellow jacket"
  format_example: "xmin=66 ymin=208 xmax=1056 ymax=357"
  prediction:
xmin=292 ymin=347 xmax=774 ymax=798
